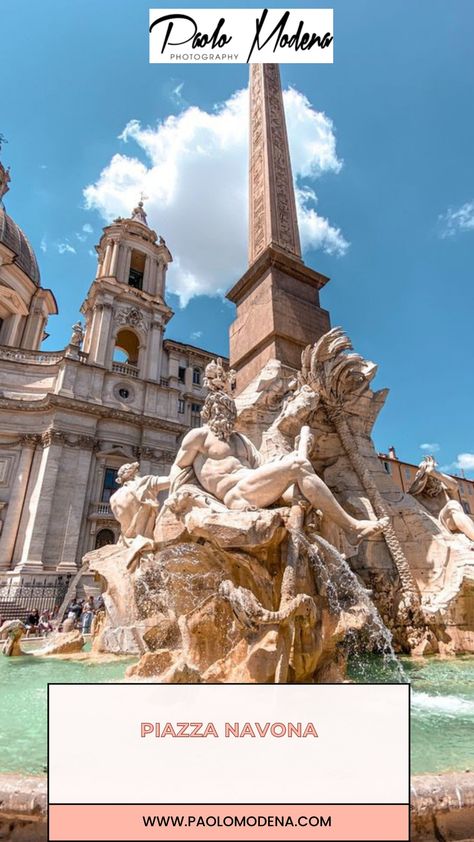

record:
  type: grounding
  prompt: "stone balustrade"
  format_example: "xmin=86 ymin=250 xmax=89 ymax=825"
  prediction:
xmin=112 ymin=361 xmax=139 ymax=378
xmin=0 ymin=345 xmax=64 ymax=365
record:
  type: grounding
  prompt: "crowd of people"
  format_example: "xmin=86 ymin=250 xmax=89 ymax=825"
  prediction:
xmin=21 ymin=594 xmax=104 ymax=638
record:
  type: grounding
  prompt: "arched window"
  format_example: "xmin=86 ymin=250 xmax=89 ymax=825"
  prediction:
xmin=95 ymin=528 xmax=115 ymax=549
xmin=192 ymin=367 xmax=201 ymax=385
xmin=113 ymin=329 xmax=139 ymax=366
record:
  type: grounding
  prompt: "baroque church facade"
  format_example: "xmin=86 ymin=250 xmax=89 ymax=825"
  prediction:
xmin=0 ymin=156 xmax=220 ymax=597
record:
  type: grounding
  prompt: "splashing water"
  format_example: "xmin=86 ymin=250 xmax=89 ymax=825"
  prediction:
xmin=290 ymin=528 xmax=405 ymax=680
xmin=412 ymin=691 xmax=474 ymax=717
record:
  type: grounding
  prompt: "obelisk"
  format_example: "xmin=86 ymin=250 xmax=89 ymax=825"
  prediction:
xmin=227 ymin=64 xmax=331 ymax=392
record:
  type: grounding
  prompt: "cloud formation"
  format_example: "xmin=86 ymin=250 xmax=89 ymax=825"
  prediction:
xmin=57 ymin=242 xmax=76 ymax=255
xmin=455 ymin=453 xmax=474 ymax=471
xmin=75 ymin=223 xmax=94 ymax=243
xmin=439 ymin=201 xmax=474 ymax=238
xmin=84 ymin=85 xmax=348 ymax=306
xmin=420 ymin=442 xmax=440 ymax=453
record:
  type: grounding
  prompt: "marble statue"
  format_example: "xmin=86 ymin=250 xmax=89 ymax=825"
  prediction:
xmin=69 ymin=321 xmax=84 ymax=347
xmin=169 ymin=361 xmax=387 ymax=544
xmin=409 ymin=455 xmax=474 ymax=543
xmin=110 ymin=462 xmax=169 ymax=548
xmin=84 ymin=340 xmax=393 ymax=681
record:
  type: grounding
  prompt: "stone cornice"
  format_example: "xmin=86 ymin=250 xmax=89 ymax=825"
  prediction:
xmin=133 ymin=445 xmax=175 ymax=463
xmin=226 ymin=244 xmax=330 ymax=304
xmin=81 ymin=277 xmax=173 ymax=323
xmin=163 ymin=338 xmax=228 ymax=363
xmin=0 ymin=393 xmax=188 ymax=435
xmin=0 ymin=434 xmax=41 ymax=449
xmin=41 ymin=430 xmax=97 ymax=450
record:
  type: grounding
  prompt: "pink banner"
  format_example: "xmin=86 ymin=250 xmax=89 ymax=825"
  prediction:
xmin=49 ymin=804 xmax=409 ymax=841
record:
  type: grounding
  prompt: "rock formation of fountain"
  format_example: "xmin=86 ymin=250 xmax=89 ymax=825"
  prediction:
xmin=84 ymin=328 xmax=474 ymax=682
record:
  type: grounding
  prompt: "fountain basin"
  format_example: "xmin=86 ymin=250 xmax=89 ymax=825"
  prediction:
xmin=1 ymin=653 xmax=474 ymax=841
xmin=1 ymin=771 xmax=473 ymax=842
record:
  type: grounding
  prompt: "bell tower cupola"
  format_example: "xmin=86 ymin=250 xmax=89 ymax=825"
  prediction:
xmin=81 ymin=200 xmax=173 ymax=381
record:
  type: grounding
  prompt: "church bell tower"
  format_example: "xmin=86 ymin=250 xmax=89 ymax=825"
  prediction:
xmin=81 ymin=201 xmax=173 ymax=382
xmin=226 ymin=64 xmax=331 ymax=392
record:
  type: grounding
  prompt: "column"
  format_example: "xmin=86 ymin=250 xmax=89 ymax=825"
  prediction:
xmin=91 ymin=303 xmax=113 ymax=367
xmin=0 ymin=437 xmax=38 ymax=569
xmin=147 ymin=258 xmax=159 ymax=296
xmin=184 ymin=364 xmax=193 ymax=390
xmin=109 ymin=240 xmax=119 ymax=277
xmin=95 ymin=252 xmax=103 ymax=279
xmin=102 ymin=241 xmax=113 ymax=276
xmin=156 ymin=260 xmax=165 ymax=297
xmin=142 ymin=255 xmax=152 ymax=293
xmin=161 ymin=264 xmax=168 ymax=298
xmin=21 ymin=306 xmax=46 ymax=350
xmin=123 ymin=246 xmax=132 ymax=284
xmin=116 ymin=244 xmax=126 ymax=283
xmin=1 ymin=313 xmax=23 ymax=346
xmin=145 ymin=319 xmax=163 ymax=381
xmin=57 ymin=445 xmax=95 ymax=572
xmin=15 ymin=431 xmax=64 ymax=571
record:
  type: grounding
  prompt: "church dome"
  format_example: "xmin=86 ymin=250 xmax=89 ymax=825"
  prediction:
xmin=0 ymin=207 xmax=41 ymax=286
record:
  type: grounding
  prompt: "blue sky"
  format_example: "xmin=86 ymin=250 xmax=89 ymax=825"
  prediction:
xmin=2 ymin=0 xmax=473 ymax=474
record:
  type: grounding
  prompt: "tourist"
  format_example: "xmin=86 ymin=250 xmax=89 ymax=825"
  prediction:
xmin=25 ymin=608 xmax=39 ymax=637
xmin=38 ymin=611 xmax=53 ymax=636
xmin=66 ymin=599 xmax=83 ymax=627
xmin=81 ymin=597 xmax=95 ymax=635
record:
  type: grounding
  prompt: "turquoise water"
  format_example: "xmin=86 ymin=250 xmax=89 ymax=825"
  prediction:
xmin=0 ymin=655 xmax=134 ymax=775
xmin=1 ymin=654 xmax=473 ymax=776
xmin=349 ymin=655 xmax=474 ymax=775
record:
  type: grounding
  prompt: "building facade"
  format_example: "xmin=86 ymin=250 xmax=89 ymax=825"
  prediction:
xmin=379 ymin=446 xmax=474 ymax=516
xmin=0 ymin=158 xmax=225 ymax=601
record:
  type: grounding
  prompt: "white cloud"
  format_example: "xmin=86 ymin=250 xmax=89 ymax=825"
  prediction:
xmin=171 ymin=82 xmax=185 ymax=106
xmin=455 ymin=453 xmax=474 ymax=471
xmin=439 ymin=453 xmax=474 ymax=474
xmin=439 ymin=201 xmax=474 ymax=238
xmin=84 ymin=85 xmax=347 ymax=306
xmin=40 ymin=236 xmax=47 ymax=253
xmin=76 ymin=223 xmax=94 ymax=242
xmin=190 ymin=330 xmax=203 ymax=341
xmin=420 ymin=442 xmax=440 ymax=453
xmin=57 ymin=242 xmax=76 ymax=255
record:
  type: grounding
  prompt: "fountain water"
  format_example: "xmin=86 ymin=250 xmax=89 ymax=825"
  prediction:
xmin=294 ymin=530 xmax=405 ymax=679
